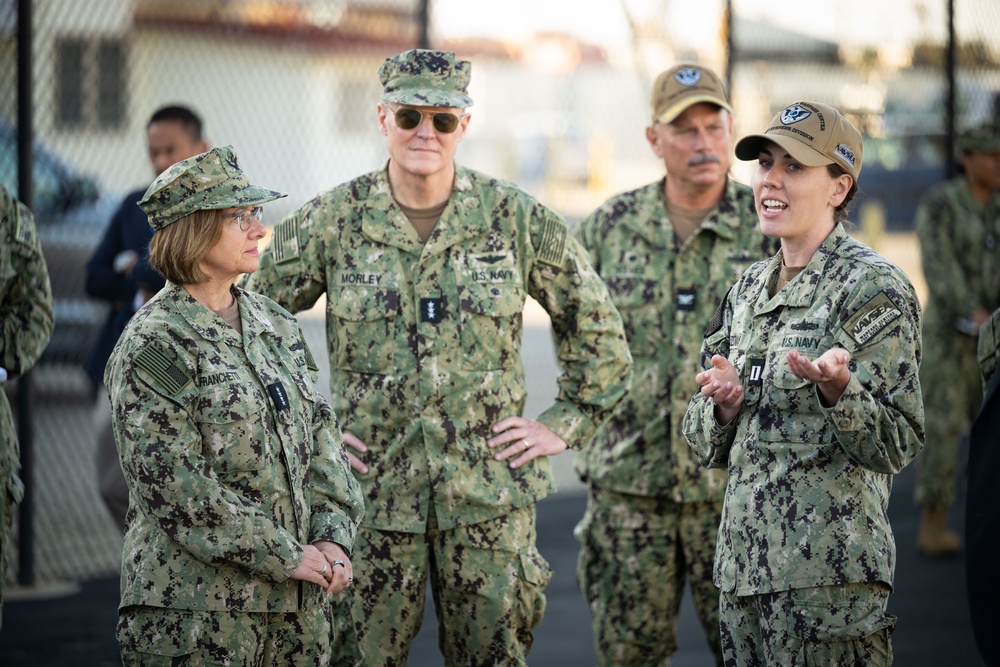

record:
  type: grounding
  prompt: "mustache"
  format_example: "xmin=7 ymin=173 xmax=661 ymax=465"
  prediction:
xmin=688 ymin=154 xmax=721 ymax=167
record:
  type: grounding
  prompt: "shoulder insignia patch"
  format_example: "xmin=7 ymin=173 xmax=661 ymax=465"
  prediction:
xmin=536 ymin=217 xmax=567 ymax=267
xmin=705 ymin=286 xmax=732 ymax=337
xmin=269 ymin=218 xmax=300 ymax=265
xmin=303 ymin=339 xmax=318 ymax=372
xmin=15 ymin=202 xmax=36 ymax=245
xmin=134 ymin=345 xmax=191 ymax=396
xmin=841 ymin=291 xmax=902 ymax=346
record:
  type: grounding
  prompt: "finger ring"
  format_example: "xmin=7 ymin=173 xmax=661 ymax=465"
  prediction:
xmin=522 ymin=439 xmax=531 ymax=450
xmin=333 ymin=559 xmax=345 ymax=567
xmin=348 ymin=576 xmax=353 ymax=582
xmin=321 ymin=563 xmax=327 ymax=574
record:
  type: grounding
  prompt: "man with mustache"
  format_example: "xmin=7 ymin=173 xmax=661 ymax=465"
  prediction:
xmin=572 ymin=63 xmax=779 ymax=666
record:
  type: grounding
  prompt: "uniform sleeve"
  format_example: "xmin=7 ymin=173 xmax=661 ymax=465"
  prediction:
xmin=570 ymin=210 xmax=601 ymax=271
xmin=822 ymin=272 xmax=925 ymax=474
xmin=1 ymin=195 xmax=54 ymax=376
xmin=243 ymin=204 xmax=328 ymax=313
xmin=109 ymin=340 xmax=303 ymax=582
xmin=528 ymin=207 xmax=633 ymax=446
xmin=682 ymin=286 xmax=739 ymax=469
xmin=307 ymin=392 xmax=364 ymax=552
xmin=916 ymin=186 xmax=975 ymax=317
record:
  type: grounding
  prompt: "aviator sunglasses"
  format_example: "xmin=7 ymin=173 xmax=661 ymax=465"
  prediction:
xmin=392 ymin=106 xmax=463 ymax=134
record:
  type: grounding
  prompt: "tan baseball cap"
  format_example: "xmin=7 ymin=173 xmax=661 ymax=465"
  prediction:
xmin=735 ymin=101 xmax=863 ymax=181
xmin=651 ymin=64 xmax=732 ymax=125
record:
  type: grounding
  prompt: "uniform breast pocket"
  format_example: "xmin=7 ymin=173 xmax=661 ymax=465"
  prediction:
xmin=195 ymin=397 xmax=270 ymax=475
xmin=605 ymin=276 xmax=662 ymax=357
xmin=758 ymin=358 xmax=833 ymax=445
xmin=459 ymin=281 xmax=524 ymax=370
xmin=330 ymin=287 xmax=403 ymax=374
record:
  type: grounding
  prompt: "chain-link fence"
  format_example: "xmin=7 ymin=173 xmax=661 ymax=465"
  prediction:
xmin=2 ymin=0 xmax=999 ymax=586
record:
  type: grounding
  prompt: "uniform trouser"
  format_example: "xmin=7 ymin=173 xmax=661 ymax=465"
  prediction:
xmin=94 ymin=387 xmax=128 ymax=530
xmin=719 ymin=583 xmax=894 ymax=666
xmin=916 ymin=329 xmax=982 ymax=509
xmin=332 ymin=504 xmax=551 ymax=667
xmin=1 ymin=391 xmax=22 ymax=631
xmin=116 ymin=602 xmax=332 ymax=666
xmin=574 ymin=487 xmax=724 ymax=666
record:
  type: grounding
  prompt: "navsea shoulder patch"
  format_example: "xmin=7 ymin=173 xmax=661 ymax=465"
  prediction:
xmin=841 ymin=291 xmax=902 ymax=346
xmin=536 ymin=216 xmax=567 ymax=267
xmin=134 ymin=344 xmax=192 ymax=396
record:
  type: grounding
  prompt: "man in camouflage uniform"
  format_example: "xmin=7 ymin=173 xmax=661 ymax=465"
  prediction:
xmin=967 ymin=305 xmax=1000 ymax=665
xmin=914 ymin=120 xmax=1000 ymax=557
xmin=683 ymin=101 xmax=923 ymax=665
xmin=572 ymin=63 xmax=778 ymax=665
xmin=0 ymin=184 xmax=54 ymax=628
xmin=244 ymin=49 xmax=633 ymax=666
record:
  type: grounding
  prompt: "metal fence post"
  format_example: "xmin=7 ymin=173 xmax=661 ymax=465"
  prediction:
xmin=16 ymin=0 xmax=35 ymax=588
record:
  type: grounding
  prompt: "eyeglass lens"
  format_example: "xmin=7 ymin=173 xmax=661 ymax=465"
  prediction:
xmin=232 ymin=206 xmax=263 ymax=231
xmin=394 ymin=107 xmax=461 ymax=134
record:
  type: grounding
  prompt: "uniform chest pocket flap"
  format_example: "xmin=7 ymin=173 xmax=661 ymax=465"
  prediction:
xmin=758 ymin=355 xmax=833 ymax=444
xmin=460 ymin=280 xmax=525 ymax=370
xmin=330 ymin=286 xmax=403 ymax=373
xmin=195 ymin=389 xmax=270 ymax=474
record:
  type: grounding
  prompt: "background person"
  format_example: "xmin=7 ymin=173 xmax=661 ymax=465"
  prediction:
xmin=913 ymin=120 xmax=1000 ymax=557
xmin=0 ymin=184 xmax=54 ymax=629
xmin=84 ymin=104 xmax=208 ymax=530
xmin=244 ymin=48 xmax=633 ymax=666
xmin=683 ymin=102 xmax=923 ymax=664
xmin=572 ymin=62 xmax=778 ymax=665
xmin=965 ymin=305 xmax=1000 ymax=666
xmin=106 ymin=146 xmax=362 ymax=666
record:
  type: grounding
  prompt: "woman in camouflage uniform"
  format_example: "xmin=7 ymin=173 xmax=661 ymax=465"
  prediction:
xmin=105 ymin=146 xmax=363 ymax=666
xmin=683 ymin=102 xmax=924 ymax=665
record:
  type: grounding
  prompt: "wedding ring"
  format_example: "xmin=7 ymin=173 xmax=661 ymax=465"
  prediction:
xmin=321 ymin=563 xmax=327 ymax=574
xmin=522 ymin=439 xmax=531 ymax=450
xmin=333 ymin=559 xmax=346 ymax=567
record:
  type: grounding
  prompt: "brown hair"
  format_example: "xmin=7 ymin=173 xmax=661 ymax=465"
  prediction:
xmin=827 ymin=163 xmax=858 ymax=226
xmin=148 ymin=209 xmax=225 ymax=285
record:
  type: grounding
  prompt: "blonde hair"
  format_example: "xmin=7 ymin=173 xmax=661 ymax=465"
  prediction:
xmin=148 ymin=209 xmax=225 ymax=285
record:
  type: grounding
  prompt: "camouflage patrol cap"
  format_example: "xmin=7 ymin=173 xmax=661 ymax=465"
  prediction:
xmin=735 ymin=101 xmax=863 ymax=181
xmin=958 ymin=121 xmax=1000 ymax=153
xmin=378 ymin=49 xmax=473 ymax=109
xmin=651 ymin=63 xmax=732 ymax=124
xmin=138 ymin=145 xmax=286 ymax=230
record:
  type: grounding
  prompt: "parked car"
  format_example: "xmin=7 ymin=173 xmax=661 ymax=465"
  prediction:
xmin=853 ymin=133 xmax=949 ymax=231
xmin=0 ymin=119 xmax=115 ymax=368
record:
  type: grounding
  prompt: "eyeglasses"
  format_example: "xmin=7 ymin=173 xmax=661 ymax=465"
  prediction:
xmin=392 ymin=106 xmax=463 ymax=134
xmin=223 ymin=206 xmax=263 ymax=232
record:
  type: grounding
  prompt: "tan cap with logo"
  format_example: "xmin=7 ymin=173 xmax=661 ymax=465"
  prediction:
xmin=735 ymin=101 xmax=863 ymax=181
xmin=651 ymin=64 xmax=732 ymax=124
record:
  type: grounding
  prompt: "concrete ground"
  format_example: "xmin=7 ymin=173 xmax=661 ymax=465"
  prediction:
xmin=0 ymin=296 xmax=981 ymax=665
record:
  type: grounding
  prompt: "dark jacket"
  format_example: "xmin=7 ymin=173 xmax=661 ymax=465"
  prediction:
xmin=83 ymin=187 xmax=165 ymax=386
xmin=966 ymin=368 xmax=1000 ymax=666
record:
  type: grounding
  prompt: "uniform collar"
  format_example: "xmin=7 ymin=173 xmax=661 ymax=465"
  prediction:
xmin=361 ymin=163 xmax=492 ymax=256
xmin=167 ymin=282 xmax=274 ymax=344
xmin=622 ymin=177 xmax=748 ymax=248
xmin=750 ymin=224 xmax=851 ymax=312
